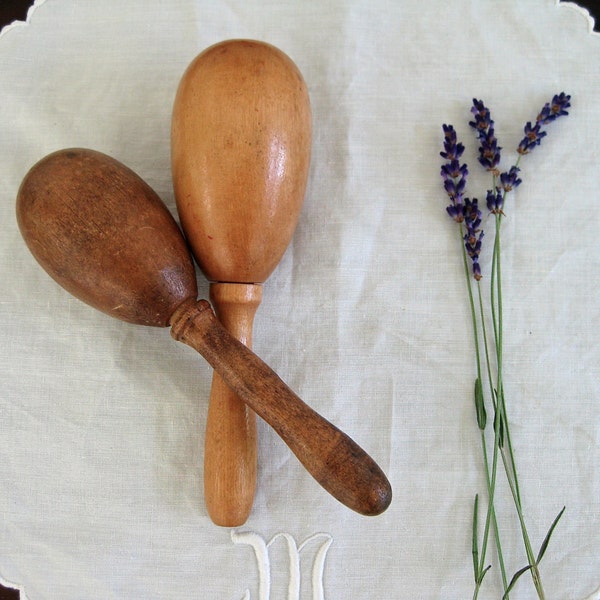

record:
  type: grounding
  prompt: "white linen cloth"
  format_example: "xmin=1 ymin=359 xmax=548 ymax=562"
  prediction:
xmin=0 ymin=1 xmax=599 ymax=598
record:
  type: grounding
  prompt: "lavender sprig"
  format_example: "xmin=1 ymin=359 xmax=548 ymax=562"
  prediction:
xmin=439 ymin=93 xmax=571 ymax=600
xmin=517 ymin=92 xmax=571 ymax=154
xmin=440 ymin=121 xmax=505 ymax=593
xmin=440 ymin=125 xmax=484 ymax=281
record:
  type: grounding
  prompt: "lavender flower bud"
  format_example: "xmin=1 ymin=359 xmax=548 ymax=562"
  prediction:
xmin=464 ymin=197 xmax=482 ymax=231
xmin=469 ymin=99 xmax=502 ymax=173
xmin=443 ymin=172 xmax=467 ymax=198
xmin=499 ymin=166 xmax=522 ymax=192
xmin=441 ymin=160 xmax=469 ymax=181
xmin=517 ymin=122 xmax=546 ymax=154
xmin=486 ymin=189 xmax=504 ymax=214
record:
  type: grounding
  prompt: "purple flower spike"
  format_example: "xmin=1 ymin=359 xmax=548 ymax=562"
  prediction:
xmin=469 ymin=99 xmax=502 ymax=173
xmin=537 ymin=92 xmax=571 ymax=125
xmin=463 ymin=198 xmax=484 ymax=280
xmin=441 ymin=124 xmax=469 ymax=222
xmin=500 ymin=166 xmax=522 ymax=192
xmin=517 ymin=92 xmax=571 ymax=154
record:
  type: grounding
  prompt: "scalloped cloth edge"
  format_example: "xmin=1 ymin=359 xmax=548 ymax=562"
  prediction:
xmin=558 ymin=0 xmax=599 ymax=35
xmin=0 ymin=0 xmax=49 ymax=40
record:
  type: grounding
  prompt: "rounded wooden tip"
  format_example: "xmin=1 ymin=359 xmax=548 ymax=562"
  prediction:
xmin=203 ymin=370 xmax=258 ymax=527
xmin=362 ymin=474 xmax=392 ymax=517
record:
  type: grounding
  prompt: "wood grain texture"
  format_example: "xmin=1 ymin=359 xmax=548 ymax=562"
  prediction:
xmin=16 ymin=148 xmax=391 ymax=518
xmin=170 ymin=299 xmax=392 ymax=517
xmin=172 ymin=39 xmax=312 ymax=525
xmin=205 ymin=283 xmax=261 ymax=525
xmin=171 ymin=39 xmax=311 ymax=284
xmin=16 ymin=148 xmax=197 ymax=326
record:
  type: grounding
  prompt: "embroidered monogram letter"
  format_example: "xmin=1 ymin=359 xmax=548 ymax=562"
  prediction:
xmin=231 ymin=530 xmax=333 ymax=600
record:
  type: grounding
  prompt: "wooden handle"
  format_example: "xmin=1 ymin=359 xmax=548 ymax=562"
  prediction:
xmin=170 ymin=299 xmax=392 ymax=517
xmin=204 ymin=283 xmax=261 ymax=526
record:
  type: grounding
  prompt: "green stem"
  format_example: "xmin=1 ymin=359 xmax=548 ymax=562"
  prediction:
xmin=479 ymin=430 xmax=508 ymax=592
xmin=501 ymin=448 xmax=545 ymax=597
xmin=461 ymin=225 xmax=481 ymax=375
xmin=477 ymin=282 xmax=508 ymax=593
xmin=493 ymin=214 xmax=504 ymax=391
xmin=459 ymin=226 xmax=507 ymax=597
xmin=477 ymin=283 xmax=496 ymax=416
xmin=492 ymin=212 xmax=545 ymax=599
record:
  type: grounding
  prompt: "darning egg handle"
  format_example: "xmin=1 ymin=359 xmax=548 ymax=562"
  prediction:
xmin=204 ymin=283 xmax=261 ymax=526
xmin=170 ymin=299 xmax=392 ymax=517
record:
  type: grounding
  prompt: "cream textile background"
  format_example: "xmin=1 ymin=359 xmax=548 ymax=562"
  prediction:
xmin=0 ymin=1 xmax=599 ymax=598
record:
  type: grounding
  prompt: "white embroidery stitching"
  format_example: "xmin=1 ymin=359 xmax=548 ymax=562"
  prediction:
xmin=231 ymin=530 xmax=333 ymax=600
